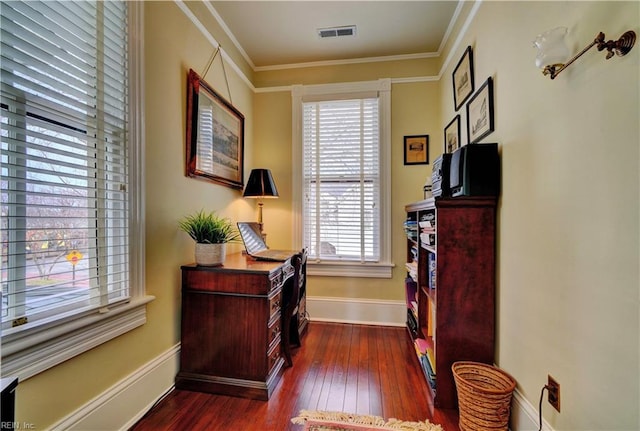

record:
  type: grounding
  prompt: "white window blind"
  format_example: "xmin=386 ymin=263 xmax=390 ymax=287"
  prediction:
xmin=302 ymin=97 xmax=381 ymax=262
xmin=1 ymin=1 xmax=130 ymax=334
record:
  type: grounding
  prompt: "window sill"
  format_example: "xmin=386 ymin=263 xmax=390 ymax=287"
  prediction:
xmin=0 ymin=295 xmax=155 ymax=381
xmin=308 ymin=261 xmax=395 ymax=278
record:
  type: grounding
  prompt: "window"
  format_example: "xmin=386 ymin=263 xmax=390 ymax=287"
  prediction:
xmin=0 ymin=1 xmax=149 ymax=380
xmin=292 ymin=80 xmax=392 ymax=278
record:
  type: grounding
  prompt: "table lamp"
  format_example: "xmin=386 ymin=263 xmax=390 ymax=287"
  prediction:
xmin=243 ymin=168 xmax=279 ymax=235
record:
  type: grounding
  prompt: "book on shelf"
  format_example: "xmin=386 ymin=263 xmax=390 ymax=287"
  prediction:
xmin=419 ymin=212 xmax=435 ymax=224
xmin=426 ymin=296 xmax=435 ymax=337
xmin=410 ymin=245 xmax=418 ymax=261
xmin=403 ymin=220 xmax=418 ymax=228
xmin=418 ymin=352 xmax=436 ymax=390
xmin=426 ymin=348 xmax=436 ymax=373
xmin=406 ymin=309 xmax=418 ymax=337
xmin=405 ymin=262 xmax=418 ymax=282
xmin=414 ymin=337 xmax=430 ymax=354
xmin=428 ymin=253 xmax=436 ymax=290
xmin=418 ymin=220 xmax=435 ymax=229
xmin=414 ymin=338 xmax=436 ymax=375
xmin=413 ymin=338 xmax=436 ymax=390
xmin=403 ymin=219 xmax=418 ymax=241
xmin=405 ymin=261 xmax=418 ymax=271
xmin=417 ymin=338 xmax=434 ymax=366
xmin=405 ymin=277 xmax=417 ymax=302
xmin=420 ymin=233 xmax=435 ymax=245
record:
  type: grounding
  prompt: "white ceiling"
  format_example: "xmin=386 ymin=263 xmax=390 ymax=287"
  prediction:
xmin=208 ymin=1 xmax=461 ymax=69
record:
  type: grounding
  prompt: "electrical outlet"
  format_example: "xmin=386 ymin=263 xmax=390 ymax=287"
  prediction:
xmin=547 ymin=375 xmax=561 ymax=412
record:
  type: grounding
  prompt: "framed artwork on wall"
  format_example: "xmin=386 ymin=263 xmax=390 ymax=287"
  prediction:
xmin=185 ymin=69 xmax=244 ymax=190
xmin=466 ymin=77 xmax=494 ymax=144
xmin=404 ymin=135 xmax=429 ymax=165
xmin=452 ymin=46 xmax=474 ymax=111
xmin=444 ymin=115 xmax=461 ymax=153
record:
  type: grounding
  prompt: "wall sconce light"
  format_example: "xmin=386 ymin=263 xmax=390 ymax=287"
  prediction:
xmin=534 ymin=27 xmax=636 ymax=79
xmin=242 ymin=168 xmax=279 ymax=235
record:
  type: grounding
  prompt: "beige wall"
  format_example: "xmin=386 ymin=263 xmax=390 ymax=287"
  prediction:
xmin=251 ymin=91 xmax=293 ymax=246
xmin=13 ymin=1 xmax=638 ymax=430
xmin=438 ymin=1 xmax=638 ymax=429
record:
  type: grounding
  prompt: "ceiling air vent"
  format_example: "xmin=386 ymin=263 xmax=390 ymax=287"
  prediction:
xmin=317 ymin=25 xmax=357 ymax=39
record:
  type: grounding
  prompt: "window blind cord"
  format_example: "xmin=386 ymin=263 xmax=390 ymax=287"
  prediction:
xmin=538 ymin=384 xmax=550 ymax=431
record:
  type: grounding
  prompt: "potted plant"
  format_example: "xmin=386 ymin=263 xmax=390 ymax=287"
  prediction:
xmin=179 ymin=210 xmax=240 ymax=266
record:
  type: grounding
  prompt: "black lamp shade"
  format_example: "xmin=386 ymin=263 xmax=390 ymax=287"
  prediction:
xmin=243 ymin=169 xmax=279 ymax=198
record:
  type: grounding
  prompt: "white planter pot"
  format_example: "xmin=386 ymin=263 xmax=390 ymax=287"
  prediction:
xmin=195 ymin=243 xmax=226 ymax=266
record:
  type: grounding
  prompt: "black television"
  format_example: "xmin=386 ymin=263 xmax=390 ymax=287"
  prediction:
xmin=449 ymin=143 xmax=500 ymax=197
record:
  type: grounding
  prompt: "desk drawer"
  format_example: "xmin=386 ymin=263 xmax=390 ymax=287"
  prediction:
xmin=269 ymin=290 xmax=282 ymax=320
xmin=267 ymin=339 xmax=281 ymax=375
xmin=269 ymin=271 xmax=283 ymax=292
xmin=267 ymin=315 xmax=281 ymax=347
xmin=269 ymin=261 xmax=295 ymax=292
xmin=182 ymin=270 xmax=236 ymax=293
xmin=183 ymin=267 xmax=280 ymax=295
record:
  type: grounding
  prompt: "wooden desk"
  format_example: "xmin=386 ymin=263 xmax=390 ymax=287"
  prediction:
xmin=176 ymin=252 xmax=303 ymax=400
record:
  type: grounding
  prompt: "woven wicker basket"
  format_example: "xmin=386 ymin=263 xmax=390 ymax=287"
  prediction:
xmin=452 ymin=361 xmax=516 ymax=431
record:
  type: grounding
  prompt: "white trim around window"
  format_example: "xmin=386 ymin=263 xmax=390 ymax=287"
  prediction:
xmin=0 ymin=2 xmax=153 ymax=382
xmin=291 ymin=79 xmax=393 ymax=278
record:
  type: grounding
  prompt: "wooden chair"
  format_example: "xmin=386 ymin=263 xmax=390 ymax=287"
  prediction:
xmin=281 ymin=249 xmax=307 ymax=367
xmin=289 ymin=249 xmax=307 ymax=348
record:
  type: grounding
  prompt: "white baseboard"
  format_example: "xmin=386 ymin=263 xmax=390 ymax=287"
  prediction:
xmin=51 ymin=344 xmax=180 ymax=431
xmin=306 ymin=296 xmax=406 ymax=326
xmin=510 ymin=387 xmax=554 ymax=431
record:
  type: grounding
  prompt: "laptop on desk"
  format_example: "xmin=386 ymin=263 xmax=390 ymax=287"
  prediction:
xmin=237 ymin=222 xmax=298 ymax=262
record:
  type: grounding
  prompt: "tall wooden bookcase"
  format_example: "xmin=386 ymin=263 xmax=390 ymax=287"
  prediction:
xmin=404 ymin=196 xmax=497 ymax=410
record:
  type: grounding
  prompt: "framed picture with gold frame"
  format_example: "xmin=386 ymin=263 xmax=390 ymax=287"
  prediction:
xmin=404 ymin=135 xmax=429 ymax=165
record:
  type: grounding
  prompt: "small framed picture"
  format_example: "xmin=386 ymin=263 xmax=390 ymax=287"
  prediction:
xmin=452 ymin=46 xmax=474 ymax=111
xmin=404 ymin=135 xmax=429 ymax=165
xmin=444 ymin=115 xmax=461 ymax=153
xmin=466 ymin=77 xmax=494 ymax=144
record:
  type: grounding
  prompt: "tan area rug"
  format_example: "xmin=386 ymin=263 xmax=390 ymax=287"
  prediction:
xmin=291 ymin=410 xmax=443 ymax=431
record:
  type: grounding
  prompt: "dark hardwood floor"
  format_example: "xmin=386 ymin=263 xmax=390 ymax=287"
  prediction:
xmin=130 ymin=322 xmax=460 ymax=431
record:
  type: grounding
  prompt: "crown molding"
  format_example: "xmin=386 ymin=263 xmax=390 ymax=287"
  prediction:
xmin=174 ymin=0 xmax=256 ymax=92
xmin=176 ymin=0 xmax=481 ymax=93
xmin=253 ymin=51 xmax=439 ymax=72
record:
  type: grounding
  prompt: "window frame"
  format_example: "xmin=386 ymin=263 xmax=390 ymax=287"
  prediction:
xmin=0 ymin=1 xmax=152 ymax=382
xmin=292 ymin=79 xmax=393 ymax=278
